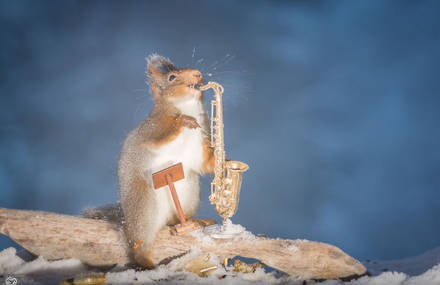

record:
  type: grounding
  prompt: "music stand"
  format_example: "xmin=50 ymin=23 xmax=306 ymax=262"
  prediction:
xmin=152 ymin=163 xmax=200 ymax=235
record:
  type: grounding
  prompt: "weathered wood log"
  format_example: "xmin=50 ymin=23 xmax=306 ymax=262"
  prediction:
xmin=0 ymin=208 xmax=366 ymax=280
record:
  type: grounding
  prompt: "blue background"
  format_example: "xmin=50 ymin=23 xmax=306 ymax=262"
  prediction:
xmin=1 ymin=0 xmax=439 ymax=262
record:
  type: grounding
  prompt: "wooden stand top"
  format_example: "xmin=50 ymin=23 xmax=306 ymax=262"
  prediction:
xmin=152 ymin=163 xmax=184 ymax=189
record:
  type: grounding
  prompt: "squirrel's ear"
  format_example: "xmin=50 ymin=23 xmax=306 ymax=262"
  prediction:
xmin=146 ymin=54 xmax=177 ymax=80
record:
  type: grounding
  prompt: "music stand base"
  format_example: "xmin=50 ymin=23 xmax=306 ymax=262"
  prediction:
xmin=173 ymin=221 xmax=201 ymax=236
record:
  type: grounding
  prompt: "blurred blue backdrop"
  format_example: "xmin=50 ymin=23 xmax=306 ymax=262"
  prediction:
xmin=1 ymin=0 xmax=439 ymax=261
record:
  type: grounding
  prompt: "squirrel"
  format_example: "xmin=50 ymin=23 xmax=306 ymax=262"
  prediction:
xmin=116 ymin=54 xmax=215 ymax=268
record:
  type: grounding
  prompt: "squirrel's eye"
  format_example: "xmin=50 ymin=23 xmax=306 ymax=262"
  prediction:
xmin=168 ymin=74 xmax=176 ymax=81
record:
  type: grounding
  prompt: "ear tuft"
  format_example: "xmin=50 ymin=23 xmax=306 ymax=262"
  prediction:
xmin=146 ymin=54 xmax=177 ymax=78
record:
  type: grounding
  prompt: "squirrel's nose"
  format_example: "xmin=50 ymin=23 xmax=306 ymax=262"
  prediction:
xmin=193 ymin=71 xmax=202 ymax=80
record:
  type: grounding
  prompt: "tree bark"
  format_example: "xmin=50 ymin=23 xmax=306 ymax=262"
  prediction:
xmin=0 ymin=208 xmax=366 ymax=280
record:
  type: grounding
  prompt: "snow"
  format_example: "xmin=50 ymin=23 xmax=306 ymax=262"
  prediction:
xmin=105 ymin=246 xmax=289 ymax=285
xmin=0 ymin=248 xmax=25 ymax=273
xmin=201 ymin=219 xmax=256 ymax=241
xmin=286 ymin=243 xmax=299 ymax=252
xmin=364 ymin=247 xmax=440 ymax=276
xmin=189 ymin=228 xmax=216 ymax=245
xmin=0 ymin=248 xmax=88 ymax=285
xmin=1 ymin=245 xmax=439 ymax=284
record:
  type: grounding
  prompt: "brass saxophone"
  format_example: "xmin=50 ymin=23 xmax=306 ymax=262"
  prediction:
xmin=199 ymin=82 xmax=249 ymax=222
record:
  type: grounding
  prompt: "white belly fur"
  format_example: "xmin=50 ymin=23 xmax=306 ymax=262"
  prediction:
xmin=146 ymin=98 xmax=205 ymax=220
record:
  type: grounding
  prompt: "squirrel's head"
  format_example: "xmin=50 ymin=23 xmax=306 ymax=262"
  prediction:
xmin=146 ymin=54 xmax=203 ymax=103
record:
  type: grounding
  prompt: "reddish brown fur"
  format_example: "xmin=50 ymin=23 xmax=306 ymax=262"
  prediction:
xmin=202 ymin=140 xmax=215 ymax=174
xmin=139 ymin=67 xmax=205 ymax=149
xmin=134 ymin=249 xmax=154 ymax=269
xmin=163 ymin=69 xmax=203 ymax=100
xmin=138 ymin=113 xmax=203 ymax=149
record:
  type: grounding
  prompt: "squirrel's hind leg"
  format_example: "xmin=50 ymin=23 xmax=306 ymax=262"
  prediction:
xmin=121 ymin=175 xmax=163 ymax=269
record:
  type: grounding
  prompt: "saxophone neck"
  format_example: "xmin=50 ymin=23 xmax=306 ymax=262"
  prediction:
xmin=200 ymin=81 xmax=224 ymax=94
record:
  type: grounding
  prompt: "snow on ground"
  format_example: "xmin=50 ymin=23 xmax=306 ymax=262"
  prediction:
xmin=364 ymin=247 xmax=440 ymax=276
xmin=0 ymin=246 xmax=439 ymax=284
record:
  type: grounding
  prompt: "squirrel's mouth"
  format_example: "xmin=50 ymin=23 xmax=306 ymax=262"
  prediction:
xmin=187 ymin=84 xmax=201 ymax=90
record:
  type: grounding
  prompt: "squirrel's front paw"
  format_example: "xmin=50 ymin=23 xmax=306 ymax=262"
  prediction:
xmin=178 ymin=114 xmax=200 ymax=129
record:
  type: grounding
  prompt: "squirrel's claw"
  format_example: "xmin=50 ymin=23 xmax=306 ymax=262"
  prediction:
xmin=179 ymin=114 xmax=201 ymax=129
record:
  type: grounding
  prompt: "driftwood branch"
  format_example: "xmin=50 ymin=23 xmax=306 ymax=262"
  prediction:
xmin=0 ymin=208 xmax=366 ymax=280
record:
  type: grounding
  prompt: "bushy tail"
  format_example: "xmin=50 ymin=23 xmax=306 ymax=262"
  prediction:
xmin=82 ymin=203 xmax=124 ymax=225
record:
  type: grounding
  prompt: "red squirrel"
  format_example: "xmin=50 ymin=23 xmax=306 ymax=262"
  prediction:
xmin=117 ymin=54 xmax=215 ymax=268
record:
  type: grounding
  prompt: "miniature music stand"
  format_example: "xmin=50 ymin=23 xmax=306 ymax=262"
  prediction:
xmin=152 ymin=163 xmax=200 ymax=236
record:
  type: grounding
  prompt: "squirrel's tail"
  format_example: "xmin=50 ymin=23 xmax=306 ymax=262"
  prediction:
xmin=82 ymin=203 xmax=124 ymax=224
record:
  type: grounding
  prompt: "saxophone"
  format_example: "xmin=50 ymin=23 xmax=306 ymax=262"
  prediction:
xmin=199 ymin=82 xmax=249 ymax=222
